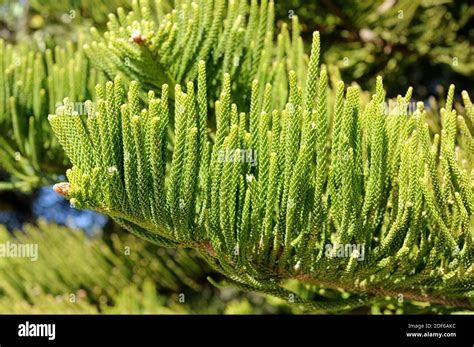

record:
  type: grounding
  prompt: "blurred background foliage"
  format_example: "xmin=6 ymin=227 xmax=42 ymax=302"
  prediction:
xmin=0 ymin=222 xmax=302 ymax=313
xmin=0 ymin=0 xmax=472 ymax=314
xmin=275 ymin=0 xmax=474 ymax=99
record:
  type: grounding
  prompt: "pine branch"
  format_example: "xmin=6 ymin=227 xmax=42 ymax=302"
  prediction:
xmin=49 ymin=31 xmax=473 ymax=311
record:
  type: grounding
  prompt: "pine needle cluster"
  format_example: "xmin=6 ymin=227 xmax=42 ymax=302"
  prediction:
xmin=0 ymin=37 xmax=105 ymax=190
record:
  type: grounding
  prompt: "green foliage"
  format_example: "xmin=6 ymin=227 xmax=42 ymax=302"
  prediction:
xmin=84 ymin=0 xmax=310 ymax=110
xmin=0 ymin=36 xmax=104 ymax=190
xmin=275 ymin=0 xmax=474 ymax=96
xmin=0 ymin=221 xmax=210 ymax=312
xmin=0 ymin=0 xmax=472 ymax=314
xmin=28 ymin=0 xmax=133 ymax=26
xmin=0 ymin=221 xmax=301 ymax=314
xmin=49 ymin=30 xmax=474 ymax=311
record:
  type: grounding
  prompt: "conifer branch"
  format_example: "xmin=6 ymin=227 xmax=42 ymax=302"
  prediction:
xmin=49 ymin=30 xmax=473 ymax=310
